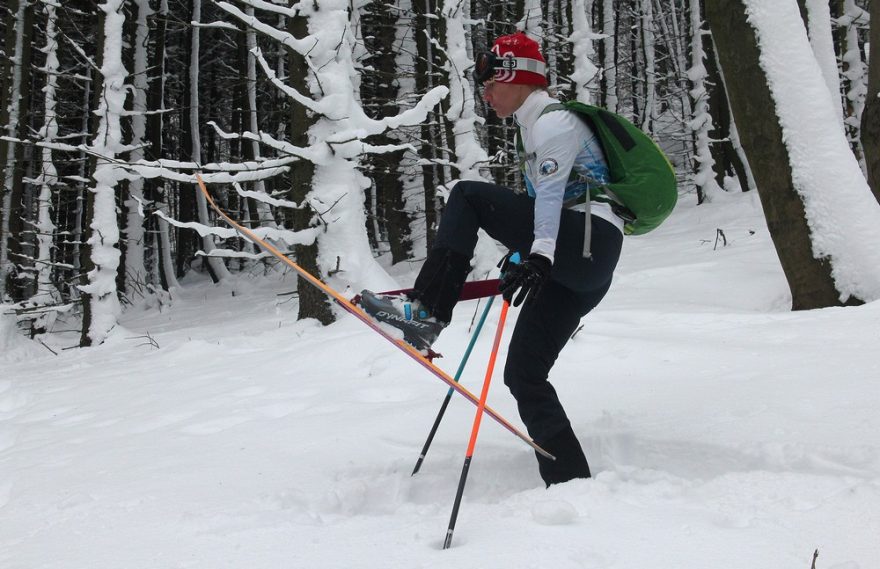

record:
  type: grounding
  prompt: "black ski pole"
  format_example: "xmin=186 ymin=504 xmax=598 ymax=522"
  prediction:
xmin=412 ymin=294 xmax=496 ymax=476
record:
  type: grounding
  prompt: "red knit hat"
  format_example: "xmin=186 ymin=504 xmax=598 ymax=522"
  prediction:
xmin=490 ymin=32 xmax=548 ymax=87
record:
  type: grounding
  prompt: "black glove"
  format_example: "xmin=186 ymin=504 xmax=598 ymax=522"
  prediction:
xmin=498 ymin=253 xmax=552 ymax=307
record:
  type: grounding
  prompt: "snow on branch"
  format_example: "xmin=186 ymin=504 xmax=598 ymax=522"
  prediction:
xmin=216 ymin=2 xmax=318 ymax=56
xmin=196 ymin=249 xmax=276 ymax=261
xmin=233 ymin=0 xmax=301 ymax=18
xmin=231 ymin=182 xmax=305 ymax=210
xmin=251 ymin=43 xmax=448 ymax=138
xmin=251 ymin=48 xmax=326 ymax=115
xmin=154 ymin=208 xmax=319 ymax=247
xmin=192 ymin=20 xmax=240 ymax=31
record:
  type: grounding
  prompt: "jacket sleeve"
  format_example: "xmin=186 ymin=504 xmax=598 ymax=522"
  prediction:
xmin=527 ymin=111 xmax=583 ymax=263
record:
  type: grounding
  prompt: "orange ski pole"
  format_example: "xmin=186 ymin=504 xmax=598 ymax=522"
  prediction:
xmin=443 ymin=298 xmax=511 ymax=550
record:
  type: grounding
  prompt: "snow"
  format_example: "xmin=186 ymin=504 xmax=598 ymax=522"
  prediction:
xmin=2 ymin=193 xmax=879 ymax=568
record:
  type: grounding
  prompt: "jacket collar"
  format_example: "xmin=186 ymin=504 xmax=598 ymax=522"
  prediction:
xmin=513 ymin=89 xmax=559 ymax=133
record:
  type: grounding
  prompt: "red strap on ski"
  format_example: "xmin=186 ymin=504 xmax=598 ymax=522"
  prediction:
xmin=353 ymin=279 xmax=501 ymax=304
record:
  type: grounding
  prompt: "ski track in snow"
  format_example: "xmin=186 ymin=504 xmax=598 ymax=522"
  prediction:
xmin=1 ymin=194 xmax=879 ymax=568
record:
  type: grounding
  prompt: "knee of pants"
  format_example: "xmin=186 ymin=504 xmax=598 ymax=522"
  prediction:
xmin=503 ymin=350 xmax=552 ymax=399
xmin=449 ymin=180 xmax=478 ymax=203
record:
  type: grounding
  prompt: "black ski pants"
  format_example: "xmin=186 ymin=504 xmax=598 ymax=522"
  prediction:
xmin=431 ymin=180 xmax=623 ymax=444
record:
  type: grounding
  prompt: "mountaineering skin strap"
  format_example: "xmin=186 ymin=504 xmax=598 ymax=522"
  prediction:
xmin=371 ymin=279 xmax=502 ymax=302
xmin=582 ymin=200 xmax=592 ymax=259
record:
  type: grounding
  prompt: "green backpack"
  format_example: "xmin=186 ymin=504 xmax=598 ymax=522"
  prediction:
xmin=532 ymin=101 xmax=678 ymax=239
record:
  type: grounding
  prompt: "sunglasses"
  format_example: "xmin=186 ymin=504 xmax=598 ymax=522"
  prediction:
xmin=473 ymin=51 xmax=510 ymax=83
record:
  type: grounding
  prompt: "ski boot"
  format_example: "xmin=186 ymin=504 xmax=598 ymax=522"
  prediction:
xmin=358 ymin=290 xmax=446 ymax=353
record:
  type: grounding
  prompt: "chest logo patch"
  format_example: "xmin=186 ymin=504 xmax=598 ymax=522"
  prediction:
xmin=539 ymin=158 xmax=559 ymax=176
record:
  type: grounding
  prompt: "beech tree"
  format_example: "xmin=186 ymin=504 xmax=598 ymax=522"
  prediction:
xmin=706 ymin=0 xmax=880 ymax=310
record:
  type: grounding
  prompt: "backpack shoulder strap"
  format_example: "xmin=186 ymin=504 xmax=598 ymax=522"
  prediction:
xmin=539 ymin=102 xmax=568 ymax=116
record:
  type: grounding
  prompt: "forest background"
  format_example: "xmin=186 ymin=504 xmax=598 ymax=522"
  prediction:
xmin=0 ymin=0 xmax=878 ymax=347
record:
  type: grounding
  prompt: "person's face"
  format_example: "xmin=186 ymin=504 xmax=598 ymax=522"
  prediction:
xmin=481 ymin=80 xmax=534 ymax=118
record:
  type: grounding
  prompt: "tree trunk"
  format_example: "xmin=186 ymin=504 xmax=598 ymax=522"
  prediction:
xmin=360 ymin=0 xmax=412 ymax=263
xmin=185 ymin=0 xmax=229 ymax=284
xmin=640 ymin=0 xmax=656 ymax=132
xmin=143 ymin=0 xmax=177 ymax=291
xmin=839 ymin=0 xmax=868 ymax=170
xmin=287 ymin=11 xmax=332 ymax=324
xmin=799 ymin=0 xmax=845 ymax=129
xmin=570 ymin=0 xmax=599 ymax=103
xmin=177 ymin=7 xmax=199 ymax=279
xmin=123 ymin=0 xmax=152 ymax=296
xmin=414 ymin=0 xmax=440 ymax=248
xmin=32 ymin=0 xmax=60 ymax=307
xmin=0 ymin=0 xmax=34 ymax=301
xmin=862 ymin=0 xmax=880 ymax=201
xmin=0 ymin=1 xmax=18 ymax=301
xmin=80 ymin=0 xmax=129 ymax=346
xmin=602 ymin=0 xmax=619 ymax=112
xmin=705 ymin=29 xmax=749 ymax=191
xmin=705 ymin=0 xmax=856 ymax=310
xmin=243 ymin=4 xmax=275 ymax=230
xmin=689 ymin=0 xmax=723 ymax=203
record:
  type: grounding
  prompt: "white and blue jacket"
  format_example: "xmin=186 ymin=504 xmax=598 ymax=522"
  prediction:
xmin=513 ymin=90 xmax=624 ymax=263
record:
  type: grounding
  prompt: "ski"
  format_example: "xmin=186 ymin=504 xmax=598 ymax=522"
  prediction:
xmin=195 ymin=175 xmax=553 ymax=460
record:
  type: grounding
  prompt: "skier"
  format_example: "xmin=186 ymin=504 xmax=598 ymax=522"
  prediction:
xmin=360 ymin=32 xmax=624 ymax=486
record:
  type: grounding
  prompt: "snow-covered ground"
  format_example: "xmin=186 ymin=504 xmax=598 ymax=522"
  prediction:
xmin=2 ymin=192 xmax=878 ymax=569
